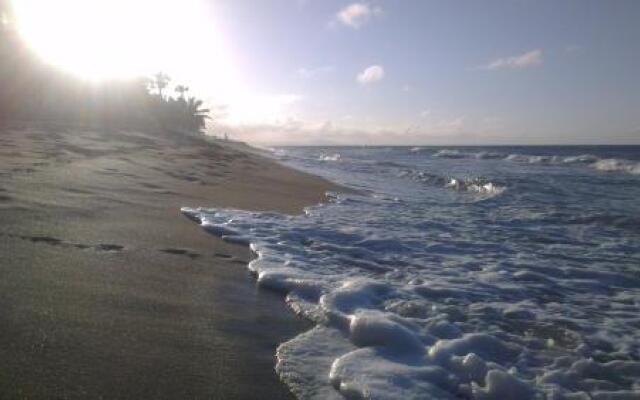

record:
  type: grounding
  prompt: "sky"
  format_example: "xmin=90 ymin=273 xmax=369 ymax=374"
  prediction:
xmin=198 ymin=0 xmax=640 ymax=145
xmin=10 ymin=0 xmax=640 ymax=145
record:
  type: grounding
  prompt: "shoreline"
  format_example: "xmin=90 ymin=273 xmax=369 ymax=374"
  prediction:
xmin=0 ymin=124 xmax=343 ymax=399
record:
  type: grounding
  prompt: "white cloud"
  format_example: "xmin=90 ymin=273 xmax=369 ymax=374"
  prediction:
xmin=481 ymin=49 xmax=543 ymax=70
xmin=420 ymin=109 xmax=432 ymax=118
xmin=212 ymin=116 xmax=499 ymax=146
xmin=336 ymin=3 xmax=382 ymax=29
xmin=357 ymin=65 xmax=384 ymax=84
xmin=297 ymin=65 xmax=335 ymax=79
xmin=215 ymin=92 xmax=302 ymax=125
xmin=481 ymin=116 xmax=504 ymax=129
xmin=434 ymin=116 xmax=465 ymax=132
xmin=210 ymin=109 xmax=514 ymax=146
xmin=213 ymin=119 xmax=395 ymax=146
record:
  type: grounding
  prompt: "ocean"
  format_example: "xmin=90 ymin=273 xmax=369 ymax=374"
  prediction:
xmin=183 ymin=145 xmax=640 ymax=399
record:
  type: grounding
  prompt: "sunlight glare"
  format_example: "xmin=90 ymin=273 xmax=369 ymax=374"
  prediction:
xmin=10 ymin=0 xmax=240 ymax=96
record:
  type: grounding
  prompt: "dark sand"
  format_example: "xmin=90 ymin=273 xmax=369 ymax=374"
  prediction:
xmin=0 ymin=124 xmax=340 ymax=399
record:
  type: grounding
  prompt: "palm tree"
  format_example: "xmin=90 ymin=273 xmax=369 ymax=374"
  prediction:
xmin=152 ymin=72 xmax=170 ymax=100
xmin=174 ymin=85 xmax=189 ymax=100
xmin=186 ymin=96 xmax=210 ymax=132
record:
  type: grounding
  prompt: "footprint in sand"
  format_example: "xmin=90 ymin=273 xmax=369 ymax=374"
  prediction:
xmin=160 ymin=248 xmax=201 ymax=259
xmin=139 ymin=182 xmax=164 ymax=190
xmin=25 ymin=235 xmax=62 ymax=245
xmin=94 ymin=244 xmax=124 ymax=252
xmin=16 ymin=234 xmax=125 ymax=253
xmin=213 ymin=253 xmax=233 ymax=259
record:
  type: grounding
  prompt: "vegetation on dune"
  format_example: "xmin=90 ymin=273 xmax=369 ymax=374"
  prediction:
xmin=0 ymin=2 xmax=210 ymax=134
xmin=147 ymin=75 xmax=211 ymax=133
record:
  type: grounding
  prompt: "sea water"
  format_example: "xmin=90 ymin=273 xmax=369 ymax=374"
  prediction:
xmin=183 ymin=146 xmax=640 ymax=399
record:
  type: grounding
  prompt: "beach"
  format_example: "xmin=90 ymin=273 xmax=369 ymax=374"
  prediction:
xmin=0 ymin=124 xmax=340 ymax=399
xmin=2 ymin=0 xmax=639 ymax=397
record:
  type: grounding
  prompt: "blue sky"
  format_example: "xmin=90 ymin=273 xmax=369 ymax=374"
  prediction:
xmin=200 ymin=0 xmax=640 ymax=145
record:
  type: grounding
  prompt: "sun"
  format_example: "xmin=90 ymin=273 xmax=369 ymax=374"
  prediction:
xmin=9 ymin=0 xmax=241 ymax=95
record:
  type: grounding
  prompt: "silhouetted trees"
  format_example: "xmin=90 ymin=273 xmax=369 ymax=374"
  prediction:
xmin=0 ymin=4 xmax=210 ymax=134
xmin=150 ymin=72 xmax=171 ymax=100
xmin=152 ymin=94 xmax=210 ymax=133
xmin=175 ymin=85 xmax=189 ymax=99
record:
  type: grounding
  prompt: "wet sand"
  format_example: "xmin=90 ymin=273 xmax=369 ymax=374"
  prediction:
xmin=0 ymin=123 xmax=340 ymax=399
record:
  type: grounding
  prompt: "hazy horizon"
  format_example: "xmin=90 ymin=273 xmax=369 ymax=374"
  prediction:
xmin=6 ymin=0 xmax=640 ymax=145
xmin=270 ymin=143 xmax=640 ymax=148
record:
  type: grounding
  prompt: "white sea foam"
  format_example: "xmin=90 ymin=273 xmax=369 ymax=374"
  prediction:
xmin=446 ymin=178 xmax=506 ymax=197
xmin=475 ymin=151 xmax=504 ymax=160
xmin=592 ymin=159 xmax=640 ymax=175
xmin=319 ymin=153 xmax=341 ymax=162
xmin=182 ymin=189 xmax=640 ymax=399
xmin=426 ymin=148 xmax=640 ymax=176
xmin=434 ymin=149 xmax=503 ymax=160
xmin=434 ymin=149 xmax=470 ymax=159
xmin=561 ymin=154 xmax=600 ymax=164
xmin=505 ymin=153 xmax=640 ymax=175
xmin=183 ymin=145 xmax=640 ymax=399
xmin=399 ymin=170 xmax=506 ymax=200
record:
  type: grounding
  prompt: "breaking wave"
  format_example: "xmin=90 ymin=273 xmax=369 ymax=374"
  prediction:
xmin=592 ymin=158 xmax=640 ymax=174
xmin=182 ymin=188 xmax=640 ymax=399
xmin=319 ymin=153 xmax=341 ymax=162
xmin=431 ymin=148 xmax=640 ymax=175
xmin=398 ymin=169 xmax=506 ymax=199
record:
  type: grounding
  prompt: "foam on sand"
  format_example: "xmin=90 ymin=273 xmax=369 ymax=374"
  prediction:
xmin=183 ymin=145 xmax=640 ymax=399
xmin=182 ymin=188 xmax=640 ymax=399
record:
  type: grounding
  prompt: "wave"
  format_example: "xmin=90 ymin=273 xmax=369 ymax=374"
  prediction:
xmin=505 ymin=153 xmax=556 ymax=163
xmin=475 ymin=151 xmax=504 ymax=159
xmin=446 ymin=178 xmax=506 ymax=196
xmin=592 ymin=158 xmax=640 ymax=175
xmin=561 ymin=154 xmax=600 ymax=164
xmin=182 ymin=198 xmax=640 ymax=399
xmin=433 ymin=149 xmax=503 ymax=160
xmin=399 ymin=169 xmax=506 ymax=199
xmin=433 ymin=149 xmax=469 ymax=159
xmin=504 ymin=153 xmax=602 ymax=165
xmin=428 ymin=148 xmax=640 ymax=175
xmin=319 ymin=153 xmax=341 ymax=162
xmin=505 ymin=153 xmax=640 ymax=176
xmin=220 ymin=147 xmax=640 ymax=398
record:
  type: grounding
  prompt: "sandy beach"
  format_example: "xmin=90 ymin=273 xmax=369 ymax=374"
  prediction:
xmin=0 ymin=123 xmax=340 ymax=399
